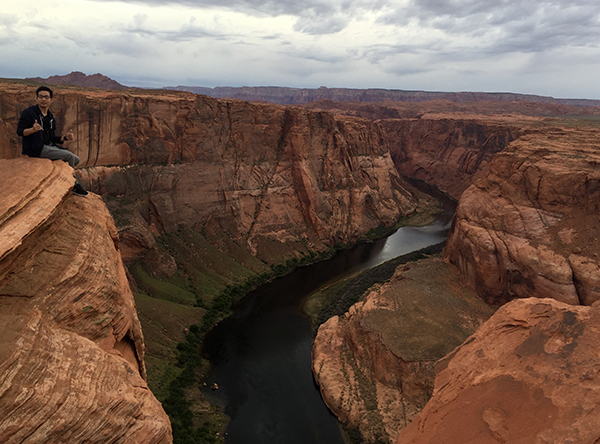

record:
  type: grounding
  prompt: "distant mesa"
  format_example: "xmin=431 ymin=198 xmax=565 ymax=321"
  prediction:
xmin=22 ymin=71 xmax=600 ymax=107
xmin=166 ymin=85 xmax=600 ymax=107
xmin=26 ymin=71 xmax=127 ymax=90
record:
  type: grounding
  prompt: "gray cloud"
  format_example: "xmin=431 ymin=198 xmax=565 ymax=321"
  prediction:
xmin=0 ymin=13 xmax=19 ymax=28
xmin=378 ymin=0 xmax=600 ymax=54
xmin=292 ymin=12 xmax=350 ymax=34
xmin=91 ymin=0 xmax=387 ymax=34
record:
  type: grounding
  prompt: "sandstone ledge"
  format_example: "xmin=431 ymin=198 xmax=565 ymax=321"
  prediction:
xmin=0 ymin=158 xmax=172 ymax=443
xmin=398 ymin=297 xmax=600 ymax=444
xmin=0 ymin=158 xmax=74 ymax=261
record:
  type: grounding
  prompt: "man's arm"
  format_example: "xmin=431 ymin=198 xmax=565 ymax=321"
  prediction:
xmin=16 ymin=108 xmax=40 ymax=137
xmin=22 ymin=121 xmax=42 ymax=137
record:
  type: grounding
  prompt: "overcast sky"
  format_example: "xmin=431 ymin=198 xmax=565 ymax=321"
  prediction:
xmin=1 ymin=0 xmax=599 ymax=99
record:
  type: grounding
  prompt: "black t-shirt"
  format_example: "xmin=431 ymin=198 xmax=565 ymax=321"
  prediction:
xmin=41 ymin=113 xmax=53 ymax=145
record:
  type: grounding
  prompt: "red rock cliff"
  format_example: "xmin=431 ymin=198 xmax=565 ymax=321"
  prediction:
xmin=382 ymin=116 xmax=521 ymax=199
xmin=0 ymin=158 xmax=172 ymax=443
xmin=445 ymin=125 xmax=600 ymax=306
xmin=1 ymin=83 xmax=424 ymax=263
xmin=312 ymin=258 xmax=496 ymax=443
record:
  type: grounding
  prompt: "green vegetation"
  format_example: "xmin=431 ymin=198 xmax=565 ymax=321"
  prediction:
xmin=161 ymin=324 xmax=223 ymax=444
xmin=125 ymin=223 xmax=337 ymax=443
xmin=305 ymin=242 xmax=446 ymax=332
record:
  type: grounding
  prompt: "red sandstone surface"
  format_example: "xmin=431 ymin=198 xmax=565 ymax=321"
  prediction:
xmin=397 ymin=297 xmax=600 ymax=444
xmin=0 ymin=158 xmax=172 ymax=443
xmin=445 ymin=124 xmax=600 ymax=306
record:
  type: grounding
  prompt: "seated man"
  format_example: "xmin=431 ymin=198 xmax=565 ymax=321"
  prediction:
xmin=17 ymin=86 xmax=88 ymax=196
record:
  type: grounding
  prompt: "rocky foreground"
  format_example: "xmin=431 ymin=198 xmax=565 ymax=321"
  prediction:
xmin=398 ymin=297 xmax=600 ymax=444
xmin=0 ymin=158 xmax=171 ymax=443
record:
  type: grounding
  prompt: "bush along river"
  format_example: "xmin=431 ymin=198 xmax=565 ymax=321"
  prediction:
xmin=201 ymin=184 xmax=456 ymax=444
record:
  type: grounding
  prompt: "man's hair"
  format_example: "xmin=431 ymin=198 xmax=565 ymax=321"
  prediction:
xmin=36 ymin=86 xmax=53 ymax=98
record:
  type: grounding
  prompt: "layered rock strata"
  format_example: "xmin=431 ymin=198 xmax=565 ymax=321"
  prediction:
xmin=0 ymin=82 xmax=424 ymax=262
xmin=382 ymin=116 xmax=521 ymax=199
xmin=312 ymin=258 xmax=496 ymax=443
xmin=398 ymin=297 xmax=600 ymax=444
xmin=0 ymin=158 xmax=172 ymax=443
xmin=445 ymin=125 xmax=600 ymax=306
xmin=168 ymin=85 xmax=600 ymax=108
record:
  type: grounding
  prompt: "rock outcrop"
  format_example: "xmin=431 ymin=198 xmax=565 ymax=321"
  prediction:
xmin=0 ymin=158 xmax=172 ymax=443
xmin=398 ymin=297 xmax=600 ymax=444
xmin=312 ymin=257 xmax=496 ymax=443
xmin=445 ymin=125 xmax=600 ymax=306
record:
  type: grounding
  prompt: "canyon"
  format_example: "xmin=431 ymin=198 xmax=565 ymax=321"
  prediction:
xmin=1 ymin=78 xmax=599 ymax=443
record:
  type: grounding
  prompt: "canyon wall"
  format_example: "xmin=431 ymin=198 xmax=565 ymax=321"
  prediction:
xmin=445 ymin=125 xmax=600 ymax=306
xmin=313 ymin=258 xmax=496 ymax=443
xmin=1 ymin=83 xmax=425 ymax=264
xmin=382 ymin=116 xmax=521 ymax=199
xmin=0 ymin=158 xmax=172 ymax=443
xmin=312 ymin=113 xmax=600 ymax=442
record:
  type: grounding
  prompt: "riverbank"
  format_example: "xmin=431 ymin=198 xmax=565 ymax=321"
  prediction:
xmin=312 ymin=254 xmax=497 ymax=443
xmin=197 ymin=196 xmax=454 ymax=443
xmin=126 ymin=177 xmax=447 ymax=443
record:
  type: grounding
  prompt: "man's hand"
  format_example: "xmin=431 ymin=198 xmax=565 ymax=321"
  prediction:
xmin=23 ymin=120 xmax=42 ymax=136
xmin=63 ymin=129 xmax=74 ymax=141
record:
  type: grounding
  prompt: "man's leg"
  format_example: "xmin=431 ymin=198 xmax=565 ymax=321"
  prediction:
xmin=39 ymin=145 xmax=80 ymax=168
xmin=39 ymin=145 xmax=87 ymax=195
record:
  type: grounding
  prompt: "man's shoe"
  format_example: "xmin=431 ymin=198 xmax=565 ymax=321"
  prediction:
xmin=72 ymin=183 xmax=89 ymax=196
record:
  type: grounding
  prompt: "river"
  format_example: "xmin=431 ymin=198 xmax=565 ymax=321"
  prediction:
xmin=202 ymin=188 xmax=455 ymax=444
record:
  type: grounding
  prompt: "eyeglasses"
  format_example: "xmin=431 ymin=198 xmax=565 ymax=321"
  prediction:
xmin=37 ymin=95 xmax=52 ymax=100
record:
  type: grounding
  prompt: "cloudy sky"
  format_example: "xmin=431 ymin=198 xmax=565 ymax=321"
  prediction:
xmin=1 ymin=0 xmax=599 ymax=99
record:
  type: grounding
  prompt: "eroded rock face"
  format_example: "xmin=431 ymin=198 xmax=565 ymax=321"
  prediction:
xmin=0 ymin=158 xmax=172 ymax=443
xmin=445 ymin=126 xmax=600 ymax=306
xmin=398 ymin=298 xmax=600 ymax=444
xmin=312 ymin=258 xmax=495 ymax=443
xmin=383 ymin=116 xmax=521 ymax=199
xmin=78 ymin=127 xmax=418 ymax=261
xmin=0 ymin=83 xmax=422 ymax=261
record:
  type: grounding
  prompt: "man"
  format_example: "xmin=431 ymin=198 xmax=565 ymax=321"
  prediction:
xmin=17 ymin=86 xmax=88 ymax=196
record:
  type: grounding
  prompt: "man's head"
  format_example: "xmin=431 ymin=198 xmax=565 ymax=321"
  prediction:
xmin=36 ymin=86 xmax=53 ymax=99
xmin=36 ymin=86 xmax=53 ymax=110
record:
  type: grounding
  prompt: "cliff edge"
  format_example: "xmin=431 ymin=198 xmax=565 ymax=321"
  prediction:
xmin=398 ymin=297 xmax=600 ymax=444
xmin=0 ymin=158 xmax=172 ymax=443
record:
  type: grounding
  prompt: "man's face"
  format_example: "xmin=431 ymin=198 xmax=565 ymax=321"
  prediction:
xmin=36 ymin=92 xmax=52 ymax=108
